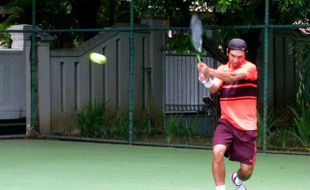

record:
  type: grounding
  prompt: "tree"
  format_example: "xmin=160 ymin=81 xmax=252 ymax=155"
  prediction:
xmin=1 ymin=0 xmax=309 ymax=56
xmin=1 ymin=0 xmax=131 ymax=48
xmin=136 ymin=0 xmax=309 ymax=63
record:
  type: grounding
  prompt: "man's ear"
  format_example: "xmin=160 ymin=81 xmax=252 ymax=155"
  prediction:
xmin=226 ymin=48 xmax=229 ymax=56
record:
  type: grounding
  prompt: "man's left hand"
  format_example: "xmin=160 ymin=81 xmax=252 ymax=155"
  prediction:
xmin=197 ymin=62 xmax=210 ymax=76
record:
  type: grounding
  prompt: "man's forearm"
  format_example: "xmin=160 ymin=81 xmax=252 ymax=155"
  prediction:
xmin=207 ymin=68 xmax=245 ymax=82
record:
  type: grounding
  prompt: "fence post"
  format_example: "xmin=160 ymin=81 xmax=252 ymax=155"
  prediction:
xmin=37 ymin=33 xmax=53 ymax=135
xmin=140 ymin=18 xmax=165 ymax=115
xmin=263 ymin=0 xmax=270 ymax=152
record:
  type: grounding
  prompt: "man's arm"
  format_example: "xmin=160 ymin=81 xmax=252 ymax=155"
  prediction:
xmin=207 ymin=68 xmax=247 ymax=94
xmin=198 ymin=62 xmax=247 ymax=83
xmin=209 ymin=82 xmax=220 ymax=94
xmin=197 ymin=62 xmax=248 ymax=93
xmin=208 ymin=68 xmax=247 ymax=82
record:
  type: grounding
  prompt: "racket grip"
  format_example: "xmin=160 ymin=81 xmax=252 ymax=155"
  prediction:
xmin=196 ymin=53 xmax=201 ymax=62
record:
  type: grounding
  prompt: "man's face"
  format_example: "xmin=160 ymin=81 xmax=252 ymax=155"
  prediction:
xmin=228 ymin=50 xmax=246 ymax=68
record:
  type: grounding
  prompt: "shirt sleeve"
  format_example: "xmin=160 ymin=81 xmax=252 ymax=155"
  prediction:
xmin=213 ymin=65 xmax=225 ymax=87
xmin=236 ymin=62 xmax=257 ymax=80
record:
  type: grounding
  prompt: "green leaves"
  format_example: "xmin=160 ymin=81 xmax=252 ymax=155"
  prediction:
xmin=277 ymin=0 xmax=308 ymax=12
xmin=165 ymin=115 xmax=201 ymax=144
xmin=214 ymin=0 xmax=242 ymax=13
xmin=290 ymin=105 xmax=310 ymax=148
xmin=165 ymin=33 xmax=193 ymax=53
xmin=294 ymin=40 xmax=310 ymax=107
xmin=257 ymin=110 xmax=277 ymax=147
xmin=0 ymin=23 xmax=12 ymax=48
xmin=75 ymin=102 xmax=105 ymax=138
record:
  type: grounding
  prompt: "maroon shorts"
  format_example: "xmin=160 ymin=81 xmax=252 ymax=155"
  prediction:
xmin=213 ymin=119 xmax=257 ymax=165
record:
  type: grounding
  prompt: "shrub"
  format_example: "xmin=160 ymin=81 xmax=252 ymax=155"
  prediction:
xmin=75 ymin=102 xmax=105 ymax=138
xmin=165 ymin=115 xmax=180 ymax=144
xmin=165 ymin=115 xmax=201 ymax=144
xmin=257 ymin=111 xmax=277 ymax=148
xmin=110 ymin=112 xmax=129 ymax=140
xmin=290 ymin=105 xmax=310 ymax=148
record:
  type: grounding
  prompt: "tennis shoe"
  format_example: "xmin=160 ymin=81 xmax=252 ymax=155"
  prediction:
xmin=230 ymin=172 xmax=247 ymax=190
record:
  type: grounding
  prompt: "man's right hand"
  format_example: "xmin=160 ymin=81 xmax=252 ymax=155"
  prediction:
xmin=198 ymin=72 xmax=207 ymax=82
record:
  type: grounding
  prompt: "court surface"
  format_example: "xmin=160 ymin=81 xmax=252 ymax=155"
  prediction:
xmin=0 ymin=139 xmax=309 ymax=190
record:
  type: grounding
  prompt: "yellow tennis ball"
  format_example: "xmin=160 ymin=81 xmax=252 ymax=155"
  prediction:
xmin=89 ymin=52 xmax=107 ymax=64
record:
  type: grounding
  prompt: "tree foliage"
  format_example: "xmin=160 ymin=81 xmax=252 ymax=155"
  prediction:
xmin=294 ymin=40 xmax=310 ymax=107
xmin=1 ymin=0 xmax=309 ymax=54
xmin=1 ymin=0 xmax=131 ymax=48
xmin=135 ymin=0 xmax=309 ymax=62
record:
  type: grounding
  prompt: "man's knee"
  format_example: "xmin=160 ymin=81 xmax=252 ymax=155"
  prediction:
xmin=239 ymin=164 xmax=254 ymax=180
xmin=213 ymin=145 xmax=226 ymax=163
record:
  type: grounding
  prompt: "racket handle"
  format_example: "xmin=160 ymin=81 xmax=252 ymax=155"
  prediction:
xmin=196 ymin=52 xmax=201 ymax=62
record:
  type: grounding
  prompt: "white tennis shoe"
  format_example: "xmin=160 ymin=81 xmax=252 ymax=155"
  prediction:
xmin=230 ymin=172 xmax=247 ymax=190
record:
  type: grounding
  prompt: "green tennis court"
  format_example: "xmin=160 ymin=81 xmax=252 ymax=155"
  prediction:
xmin=0 ymin=139 xmax=309 ymax=190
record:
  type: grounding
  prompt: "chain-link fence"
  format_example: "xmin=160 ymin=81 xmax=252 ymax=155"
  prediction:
xmin=0 ymin=0 xmax=309 ymax=153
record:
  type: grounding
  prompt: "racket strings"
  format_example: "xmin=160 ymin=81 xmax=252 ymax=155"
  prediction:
xmin=190 ymin=15 xmax=203 ymax=52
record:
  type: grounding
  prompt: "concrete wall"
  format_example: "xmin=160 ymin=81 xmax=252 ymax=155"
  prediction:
xmin=0 ymin=25 xmax=31 ymax=120
xmin=0 ymin=50 xmax=26 ymax=119
xmin=45 ymin=31 xmax=151 ymax=134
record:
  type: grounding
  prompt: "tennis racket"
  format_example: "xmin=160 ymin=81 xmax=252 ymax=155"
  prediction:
xmin=190 ymin=15 xmax=213 ymax=102
xmin=190 ymin=14 xmax=203 ymax=62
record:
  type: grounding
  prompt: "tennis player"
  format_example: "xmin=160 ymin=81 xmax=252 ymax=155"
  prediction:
xmin=197 ymin=38 xmax=258 ymax=190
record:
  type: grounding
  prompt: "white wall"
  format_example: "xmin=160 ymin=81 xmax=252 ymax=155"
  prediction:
xmin=0 ymin=24 xmax=31 ymax=120
xmin=0 ymin=50 xmax=26 ymax=119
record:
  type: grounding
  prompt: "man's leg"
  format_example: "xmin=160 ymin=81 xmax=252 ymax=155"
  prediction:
xmin=212 ymin=119 xmax=234 ymax=190
xmin=231 ymin=163 xmax=254 ymax=190
xmin=237 ymin=163 xmax=254 ymax=181
xmin=212 ymin=144 xmax=227 ymax=188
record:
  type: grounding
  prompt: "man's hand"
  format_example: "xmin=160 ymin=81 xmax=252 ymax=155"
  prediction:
xmin=197 ymin=62 xmax=210 ymax=77
xmin=198 ymin=72 xmax=205 ymax=81
xmin=197 ymin=63 xmax=214 ymax=89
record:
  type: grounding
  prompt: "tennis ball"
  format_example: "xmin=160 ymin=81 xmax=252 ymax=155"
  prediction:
xmin=89 ymin=52 xmax=107 ymax=64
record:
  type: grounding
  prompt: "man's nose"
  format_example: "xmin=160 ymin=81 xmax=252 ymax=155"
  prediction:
xmin=232 ymin=57 xmax=240 ymax=62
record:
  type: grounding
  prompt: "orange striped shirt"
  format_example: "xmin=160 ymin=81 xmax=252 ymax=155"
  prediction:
xmin=213 ymin=61 xmax=258 ymax=130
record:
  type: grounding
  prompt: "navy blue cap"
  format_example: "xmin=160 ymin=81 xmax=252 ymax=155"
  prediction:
xmin=227 ymin=38 xmax=247 ymax=51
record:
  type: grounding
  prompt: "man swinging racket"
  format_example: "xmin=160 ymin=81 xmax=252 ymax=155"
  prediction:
xmin=197 ymin=38 xmax=258 ymax=190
